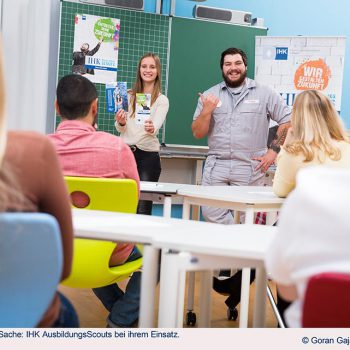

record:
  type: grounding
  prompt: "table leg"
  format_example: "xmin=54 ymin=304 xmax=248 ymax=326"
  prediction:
xmin=245 ymin=208 xmax=254 ymax=224
xmin=182 ymin=199 xmax=191 ymax=220
xmin=139 ymin=245 xmax=160 ymax=328
xmin=239 ymin=267 xmax=250 ymax=328
xmin=182 ymin=198 xmax=197 ymax=321
xmin=158 ymin=251 xmax=187 ymax=327
xmin=252 ymin=267 xmax=267 ymax=327
xmin=198 ymin=270 xmax=212 ymax=327
xmin=176 ymin=266 xmax=187 ymax=328
xmin=163 ymin=196 xmax=172 ymax=218
xmin=238 ymin=207 xmax=255 ymax=327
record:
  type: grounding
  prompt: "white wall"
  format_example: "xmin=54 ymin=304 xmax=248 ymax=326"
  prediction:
xmin=1 ymin=0 xmax=60 ymax=133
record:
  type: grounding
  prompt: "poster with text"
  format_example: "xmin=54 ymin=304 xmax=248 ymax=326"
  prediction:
xmin=73 ymin=14 xmax=120 ymax=84
xmin=255 ymin=36 xmax=345 ymax=111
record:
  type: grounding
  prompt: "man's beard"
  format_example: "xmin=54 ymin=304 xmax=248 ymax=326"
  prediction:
xmin=222 ymin=69 xmax=247 ymax=88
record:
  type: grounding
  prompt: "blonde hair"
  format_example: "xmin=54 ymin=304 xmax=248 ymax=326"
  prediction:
xmin=285 ymin=90 xmax=349 ymax=162
xmin=129 ymin=53 xmax=162 ymax=118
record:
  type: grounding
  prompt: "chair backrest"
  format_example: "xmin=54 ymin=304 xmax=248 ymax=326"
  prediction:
xmin=64 ymin=176 xmax=138 ymax=213
xmin=63 ymin=176 xmax=141 ymax=288
xmin=0 ymin=213 xmax=62 ymax=327
xmin=302 ymin=272 xmax=350 ymax=327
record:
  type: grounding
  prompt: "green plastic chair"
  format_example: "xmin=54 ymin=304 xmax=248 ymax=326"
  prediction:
xmin=62 ymin=176 xmax=142 ymax=288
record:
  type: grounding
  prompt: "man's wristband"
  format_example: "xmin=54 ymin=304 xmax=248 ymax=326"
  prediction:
xmin=118 ymin=122 xmax=126 ymax=127
xmin=270 ymin=143 xmax=281 ymax=154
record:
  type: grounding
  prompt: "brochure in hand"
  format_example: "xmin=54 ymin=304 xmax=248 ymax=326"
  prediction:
xmin=106 ymin=81 xmax=128 ymax=113
xmin=135 ymin=93 xmax=151 ymax=125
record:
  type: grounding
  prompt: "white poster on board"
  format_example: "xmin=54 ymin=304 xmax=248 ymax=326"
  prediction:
xmin=255 ymin=36 xmax=346 ymax=111
xmin=72 ymin=14 xmax=120 ymax=84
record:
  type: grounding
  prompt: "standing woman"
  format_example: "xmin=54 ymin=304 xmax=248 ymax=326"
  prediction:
xmin=115 ymin=53 xmax=169 ymax=215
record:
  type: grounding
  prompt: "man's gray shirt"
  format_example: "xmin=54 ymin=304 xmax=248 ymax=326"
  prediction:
xmin=193 ymin=78 xmax=291 ymax=160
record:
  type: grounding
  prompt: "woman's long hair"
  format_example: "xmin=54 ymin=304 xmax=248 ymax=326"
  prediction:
xmin=129 ymin=53 xmax=162 ymax=118
xmin=285 ymin=90 xmax=349 ymax=162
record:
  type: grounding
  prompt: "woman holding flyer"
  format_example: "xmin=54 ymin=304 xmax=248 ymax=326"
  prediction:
xmin=115 ymin=53 xmax=169 ymax=215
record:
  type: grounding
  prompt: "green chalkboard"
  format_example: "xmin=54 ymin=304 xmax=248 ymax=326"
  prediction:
xmin=58 ymin=2 xmax=267 ymax=147
xmin=58 ymin=1 xmax=169 ymax=138
xmin=165 ymin=17 xmax=267 ymax=146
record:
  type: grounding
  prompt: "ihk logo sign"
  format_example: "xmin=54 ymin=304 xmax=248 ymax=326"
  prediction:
xmin=275 ymin=47 xmax=288 ymax=60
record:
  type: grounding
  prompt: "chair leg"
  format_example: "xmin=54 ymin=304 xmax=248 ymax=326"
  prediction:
xmin=186 ymin=271 xmax=196 ymax=326
xmin=266 ymin=284 xmax=285 ymax=328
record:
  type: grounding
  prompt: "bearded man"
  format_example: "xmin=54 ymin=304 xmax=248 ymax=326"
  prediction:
xmin=192 ymin=47 xmax=291 ymax=223
xmin=192 ymin=47 xmax=291 ymax=314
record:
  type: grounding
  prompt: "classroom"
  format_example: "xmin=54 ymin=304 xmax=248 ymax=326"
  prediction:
xmin=1 ymin=0 xmax=350 ymax=349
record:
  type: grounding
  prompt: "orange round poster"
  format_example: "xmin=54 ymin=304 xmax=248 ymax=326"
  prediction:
xmin=294 ymin=59 xmax=331 ymax=91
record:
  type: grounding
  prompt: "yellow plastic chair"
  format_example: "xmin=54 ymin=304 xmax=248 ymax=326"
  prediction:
xmin=62 ymin=176 xmax=142 ymax=288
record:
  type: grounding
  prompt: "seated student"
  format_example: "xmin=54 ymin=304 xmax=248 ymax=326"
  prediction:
xmin=273 ymin=89 xmax=350 ymax=198
xmin=271 ymin=89 xmax=350 ymax=324
xmin=266 ymin=167 xmax=350 ymax=327
xmin=0 ymin=50 xmax=78 ymax=327
xmin=48 ymin=74 xmax=141 ymax=328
